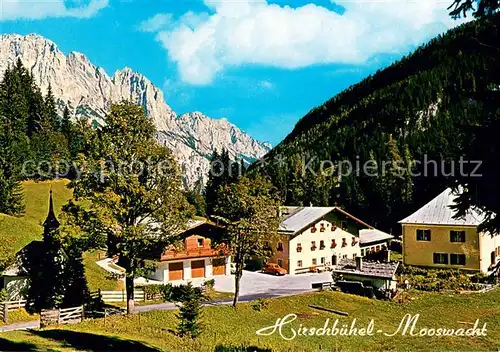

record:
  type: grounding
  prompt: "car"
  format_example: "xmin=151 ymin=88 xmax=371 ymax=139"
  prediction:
xmin=261 ymin=263 xmax=287 ymax=276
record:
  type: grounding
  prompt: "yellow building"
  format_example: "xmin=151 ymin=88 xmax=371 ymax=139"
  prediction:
xmin=399 ymin=188 xmax=500 ymax=273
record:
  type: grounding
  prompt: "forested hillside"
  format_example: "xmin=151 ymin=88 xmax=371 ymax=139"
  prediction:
xmin=253 ymin=14 xmax=500 ymax=233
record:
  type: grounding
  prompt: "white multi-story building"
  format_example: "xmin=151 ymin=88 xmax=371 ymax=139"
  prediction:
xmin=267 ymin=206 xmax=393 ymax=275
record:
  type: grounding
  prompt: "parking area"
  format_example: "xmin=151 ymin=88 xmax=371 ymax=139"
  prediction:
xmin=214 ymin=270 xmax=332 ymax=297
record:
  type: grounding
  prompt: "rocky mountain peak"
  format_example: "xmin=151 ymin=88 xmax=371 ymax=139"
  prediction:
xmin=0 ymin=33 xmax=271 ymax=186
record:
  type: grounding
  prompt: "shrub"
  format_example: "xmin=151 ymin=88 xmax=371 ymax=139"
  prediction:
xmin=398 ymin=265 xmax=484 ymax=292
xmin=252 ymin=298 xmax=269 ymax=312
xmin=202 ymin=279 xmax=215 ymax=291
xmin=0 ymin=288 xmax=9 ymax=302
xmin=141 ymin=284 xmax=164 ymax=301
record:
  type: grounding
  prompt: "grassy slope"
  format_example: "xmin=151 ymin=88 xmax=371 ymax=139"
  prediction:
xmin=1 ymin=289 xmax=500 ymax=351
xmin=83 ymin=251 xmax=123 ymax=292
xmin=0 ymin=180 xmax=72 ymax=265
xmin=0 ymin=180 xmax=121 ymax=292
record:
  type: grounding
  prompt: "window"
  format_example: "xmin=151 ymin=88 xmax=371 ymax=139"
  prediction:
xmin=320 ymin=223 xmax=326 ymax=232
xmin=297 ymin=260 xmax=303 ymax=268
xmin=331 ymin=221 xmax=337 ymax=230
xmin=311 ymin=241 xmax=317 ymax=251
xmin=341 ymin=221 xmax=348 ymax=231
xmin=197 ymin=238 xmax=203 ymax=247
xmin=296 ymin=243 xmax=302 ymax=253
xmin=450 ymin=230 xmax=466 ymax=243
xmin=264 ymin=241 xmax=270 ymax=250
xmin=361 ymin=249 xmax=365 ymax=256
xmin=277 ymin=242 xmax=284 ymax=252
xmin=311 ymin=226 xmax=317 ymax=233
xmin=321 ymin=257 xmax=325 ymax=264
xmin=351 ymin=237 xmax=358 ymax=246
xmin=433 ymin=253 xmax=448 ymax=264
xmin=278 ymin=259 xmax=283 ymax=267
xmin=312 ymin=258 xmax=317 ymax=265
xmin=320 ymin=240 xmax=325 ymax=250
xmin=417 ymin=229 xmax=431 ymax=241
xmin=342 ymin=255 xmax=347 ymax=259
xmin=341 ymin=238 xmax=347 ymax=248
xmin=450 ymin=254 xmax=466 ymax=265
xmin=353 ymin=253 xmax=357 ymax=259
xmin=331 ymin=239 xmax=337 ymax=248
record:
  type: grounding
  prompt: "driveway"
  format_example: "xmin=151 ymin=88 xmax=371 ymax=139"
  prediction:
xmin=214 ymin=270 xmax=332 ymax=297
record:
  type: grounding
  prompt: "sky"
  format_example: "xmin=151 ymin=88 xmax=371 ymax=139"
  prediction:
xmin=0 ymin=0 xmax=466 ymax=145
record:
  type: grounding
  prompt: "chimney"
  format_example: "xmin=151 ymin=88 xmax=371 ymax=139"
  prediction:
xmin=355 ymin=256 xmax=363 ymax=271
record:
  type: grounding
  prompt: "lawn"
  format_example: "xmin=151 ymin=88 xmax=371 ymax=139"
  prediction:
xmin=1 ymin=288 xmax=499 ymax=351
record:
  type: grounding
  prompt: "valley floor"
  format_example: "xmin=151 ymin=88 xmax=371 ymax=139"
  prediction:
xmin=1 ymin=288 xmax=499 ymax=352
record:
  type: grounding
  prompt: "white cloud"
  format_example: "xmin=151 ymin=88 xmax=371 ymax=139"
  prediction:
xmin=137 ymin=13 xmax=172 ymax=32
xmin=0 ymin=0 xmax=108 ymax=21
xmin=146 ymin=0 xmax=467 ymax=85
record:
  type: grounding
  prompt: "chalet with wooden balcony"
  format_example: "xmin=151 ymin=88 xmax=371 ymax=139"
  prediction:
xmin=147 ymin=221 xmax=231 ymax=284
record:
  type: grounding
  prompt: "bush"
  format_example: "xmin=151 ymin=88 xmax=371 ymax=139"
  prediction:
xmin=398 ymin=265 xmax=484 ymax=292
xmin=252 ymin=298 xmax=269 ymax=312
xmin=0 ymin=288 xmax=9 ymax=302
xmin=140 ymin=284 xmax=164 ymax=301
xmin=202 ymin=279 xmax=215 ymax=291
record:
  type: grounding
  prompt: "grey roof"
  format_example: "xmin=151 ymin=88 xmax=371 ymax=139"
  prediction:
xmin=332 ymin=259 xmax=399 ymax=279
xmin=278 ymin=207 xmax=335 ymax=233
xmin=359 ymin=229 xmax=394 ymax=245
xmin=399 ymin=188 xmax=485 ymax=226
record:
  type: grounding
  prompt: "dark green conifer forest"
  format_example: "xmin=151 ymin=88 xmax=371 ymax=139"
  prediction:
xmin=252 ymin=13 xmax=500 ymax=233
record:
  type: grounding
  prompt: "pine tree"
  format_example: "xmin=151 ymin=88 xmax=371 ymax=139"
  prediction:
xmin=43 ymin=83 xmax=60 ymax=131
xmin=176 ymin=283 xmax=203 ymax=338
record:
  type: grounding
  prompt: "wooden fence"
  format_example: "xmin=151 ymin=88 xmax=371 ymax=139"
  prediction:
xmin=0 ymin=300 xmax=27 ymax=323
xmin=40 ymin=306 xmax=83 ymax=328
xmin=90 ymin=289 xmax=146 ymax=303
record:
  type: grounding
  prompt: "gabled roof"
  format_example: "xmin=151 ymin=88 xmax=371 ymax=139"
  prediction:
xmin=398 ymin=188 xmax=486 ymax=226
xmin=278 ymin=206 xmax=372 ymax=234
xmin=359 ymin=229 xmax=394 ymax=245
xmin=332 ymin=259 xmax=399 ymax=279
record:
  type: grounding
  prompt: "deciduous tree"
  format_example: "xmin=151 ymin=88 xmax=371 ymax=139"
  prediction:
xmin=65 ymin=101 xmax=192 ymax=314
xmin=214 ymin=175 xmax=280 ymax=307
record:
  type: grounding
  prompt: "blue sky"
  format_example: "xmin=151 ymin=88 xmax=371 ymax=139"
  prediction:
xmin=0 ymin=0 xmax=465 ymax=145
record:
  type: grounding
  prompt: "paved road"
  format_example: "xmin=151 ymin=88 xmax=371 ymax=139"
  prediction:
xmin=135 ymin=288 xmax=314 ymax=313
xmin=0 ymin=320 xmax=39 ymax=333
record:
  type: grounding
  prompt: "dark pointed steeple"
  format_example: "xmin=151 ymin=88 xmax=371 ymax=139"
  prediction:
xmin=43 ymin=189 xmax=60 ymax=233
